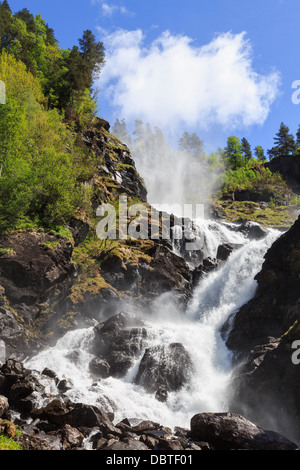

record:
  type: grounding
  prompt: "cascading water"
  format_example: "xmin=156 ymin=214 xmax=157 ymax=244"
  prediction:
xmin=24 ymin=219 xmax=281 ymax=432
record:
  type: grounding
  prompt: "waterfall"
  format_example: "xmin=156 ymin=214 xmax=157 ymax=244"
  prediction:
xmin=24 ymin=220 xmax=281 ymax=431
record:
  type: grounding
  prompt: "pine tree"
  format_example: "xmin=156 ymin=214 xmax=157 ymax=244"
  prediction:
xmin=272 ymin=122 xmax=296 ymax=156
xmin=78 ymin=30 xmax=105 ymax=88
xmin=295 ymin=125 xmax=300 ymax=150
xmin=241 ymin=137 xmax=252 ymax=162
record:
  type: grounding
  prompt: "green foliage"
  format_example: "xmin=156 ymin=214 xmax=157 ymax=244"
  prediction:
xmin=268 ymin=122 xmax=296 ymax=158
xmin=0 ymin=1 xmax=105 ymax=113
xmin=223 ymin=136 xmax=245 ymax=170
xmin=254 ymin=145 xmax=266 ymax=162
xmin=0 ymin=434 xmax=22 ymax=450
xmin=0 ymin=50 xmax=94 ymax=231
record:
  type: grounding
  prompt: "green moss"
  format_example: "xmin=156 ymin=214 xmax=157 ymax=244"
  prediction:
xmin=0 ymin=435 xmax=22 ymax=450
xmin=211 ymin=197 xmax=299 ymax=228
xmin=0 ymin=247 xmax=16 ymax=256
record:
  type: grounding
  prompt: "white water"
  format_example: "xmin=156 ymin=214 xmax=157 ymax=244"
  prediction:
xmin=24 ymin=220 xmax=281 ymax=431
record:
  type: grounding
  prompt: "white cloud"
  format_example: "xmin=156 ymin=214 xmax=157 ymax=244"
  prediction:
xmin=91 ymin=0 xmax=133 ymax=17
xmin=98 ymin=29 xmax=280 ymax=131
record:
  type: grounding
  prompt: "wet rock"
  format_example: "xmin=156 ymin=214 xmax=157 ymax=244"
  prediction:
xmin=17 ymin=432 xmax=60 ymax=451
xmin=30 ymin=399 xmax=120 ymax=436
xmin=91 ymin=313 xmax=147 ymax=379
xmin=155 ymin=385 xmax=168 ymax=403
xmin=192 ymin=257 xmax=220 ymax=286
xmin=53 ymin=424 xmax=85 ymax=450
xmin=239 ymin=221 xmax=269 ymax=240
xmin=0 ymin=395 xmax=8 ymax=417
xmin=190 ymin=412 xmax=298 ymax=450
xmin=42 ymin=368 xmax=57 ymax=379
xmin=89 ymin=357 xmax=110 ymax=378
xmin=157 ymin=438 xmax=184 ymax=451
xmin=135 ymin=343 xmax=193 ymax=394
xmin=216 ymin=243 xmax=243 ymax=262
xmin=103 ymin=438 xmax=149 ymax=450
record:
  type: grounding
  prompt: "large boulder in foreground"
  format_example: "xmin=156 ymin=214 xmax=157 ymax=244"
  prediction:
xmin=190 ymin=413 xmax=298 ymax=450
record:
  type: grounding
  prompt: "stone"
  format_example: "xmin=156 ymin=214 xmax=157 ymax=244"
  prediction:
xmin=190 ymin=412 xmax=298 ymax=450
xmin=135 ymin=343 xmax=193 ymax=394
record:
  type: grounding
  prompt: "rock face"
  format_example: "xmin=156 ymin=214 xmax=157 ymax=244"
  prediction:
xmin=0 ymin=232 xmax=75 ymax=357
xmin=224 ymin=215 xmax=300 ymax=444
xmin=266 ymin=155 xmax=300 ymax=194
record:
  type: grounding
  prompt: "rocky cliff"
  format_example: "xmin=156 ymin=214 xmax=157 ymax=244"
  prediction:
xmin=224 ymin=215 xmax=300 ymax=444
xmin=0 ymin=120 xmax=194 ymax=360
xmin=266 ymin=155 xmax=300 ymax=194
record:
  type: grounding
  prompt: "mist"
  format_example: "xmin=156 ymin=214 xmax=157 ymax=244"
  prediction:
xmin=112 ymin=119 xmax=224 ymax=215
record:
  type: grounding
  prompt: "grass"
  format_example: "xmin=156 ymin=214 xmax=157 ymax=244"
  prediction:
xmin=211 ymin=197 xmax=300 ymax=228
xmin=0 ymin=435 xmax=22 ymax=450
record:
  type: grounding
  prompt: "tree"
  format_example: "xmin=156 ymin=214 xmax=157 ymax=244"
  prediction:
xmin=295 ymin=125 xmax=300 ymax=152
xmin=0 ymin=0 xmax=13 ymax=50
xmin=179 ymin=132 xmax=204 ymax=158
xmin=254 ymin=146 xmax=266 ymax=162
xmin=78 ymin=30 xmax=105 ymax=88
xmin=224 ymin=136 xmax=244 ymax=170
xmin=268 ymin=122 xmax=296 ymax=157
xmin=241 ymin=137 xmax=252 ymax=162
xmin=112 ymin=118 xmax=132 ymax=147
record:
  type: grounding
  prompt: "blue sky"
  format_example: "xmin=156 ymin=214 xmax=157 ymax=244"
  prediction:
xmin=7 ymin=0 xmax=300 ymax=155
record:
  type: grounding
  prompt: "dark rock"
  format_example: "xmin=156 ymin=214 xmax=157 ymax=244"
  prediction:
xmin=192 ymin=257 xmax=220 ymax=286
xmin=190 ymin=412 xmax=298 ymax=450
xmin=8 ymin=379 xmax=34 ymax=402
xmin=217 ymin=243 xmax=243 ymax=262
xmin=131 ymin=420 xmax=160 ymax=434
xmin=89 ymin=357 xmax=110 ymax=378
xmin=103 ymin=438 xmax=149 ymax=450
xmin=42 ymin=368 xmax=57 ymax=379
xmin=57 ymin=379 xmax=72 ymax=393
xmin=239 ymin=221 xmax=269 ymax=240
xmin=91 ymin=313 xmax=147 ymax=379
xmin=94 ymin=437 xmax=108 ymax=450
xmin=155 ymin=386 xmax=168 ymax=403
xmin=157 ymin=438 xmax=184 ymax=451
xmin=135 ymin=343 xmax=193 ymax=394
xmin=17 ymin=432 xmax=55 ymax=451
xmin=69 ymin=218 xmax=90 ymax=246
xmin=53 ymin=424 xmax=85 ymax=450
xmin=266 ymin=154 xmax=300 ymax=194
xmin=30 ymin=399 xmax=119 ymax=436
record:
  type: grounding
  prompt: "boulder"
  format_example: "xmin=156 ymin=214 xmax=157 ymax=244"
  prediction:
xmin=30 ymin=399 xmax=119 ymax=436
xmin=91 ymin=313 xmax=147 ymax=379
xmin=190 ymin=413 xmax=298 ymax=450
xmin=135 ymin=343 xmax=193 ymax=395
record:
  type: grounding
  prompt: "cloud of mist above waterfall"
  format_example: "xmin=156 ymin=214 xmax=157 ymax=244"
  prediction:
xmin=98 ymin=29 xmax=280 ymax=132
